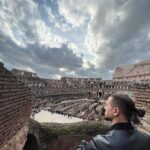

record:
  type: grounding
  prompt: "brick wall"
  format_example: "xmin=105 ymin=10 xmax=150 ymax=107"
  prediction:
xmin=0 ymin=62 xmax=31 ymax=149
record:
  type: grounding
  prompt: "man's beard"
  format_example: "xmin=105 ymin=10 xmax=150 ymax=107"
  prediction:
xmin=104 ymin=116 xmax=112 ymax=121
xmin=101 ymin=108 xmax=112 ymax=121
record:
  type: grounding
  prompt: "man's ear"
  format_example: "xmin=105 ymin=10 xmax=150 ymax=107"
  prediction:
xmin=113 ymin=107 xmax=120 ymax=116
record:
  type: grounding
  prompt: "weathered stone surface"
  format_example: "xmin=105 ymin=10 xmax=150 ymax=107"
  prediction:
xmin=113 ymin=60 xmax=150 ymax=81
xmin=25 ymin=119 xmax=109 ymax=150
xmin=1 ymin=126 xmax=29 ymax=150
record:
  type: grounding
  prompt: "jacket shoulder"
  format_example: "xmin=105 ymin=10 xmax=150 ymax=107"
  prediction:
xmin=92 ymin=131 xmax=113 ymax=148
xmin=134 ymin=130 xmax=150 ymax=140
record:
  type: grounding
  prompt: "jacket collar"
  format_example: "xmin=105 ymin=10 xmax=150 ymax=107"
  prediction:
xmin=111 ymin=122 xmax=134 ymax=130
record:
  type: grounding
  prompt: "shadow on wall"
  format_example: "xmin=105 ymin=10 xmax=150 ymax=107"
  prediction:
xmin=23 ymin=132 xmax=92 ymax=150
xmin=23 ymin=134 xmax=40 ymax=150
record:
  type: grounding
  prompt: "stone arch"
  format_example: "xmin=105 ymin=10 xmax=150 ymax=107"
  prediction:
xmin=23 ymin=134 xmax=40 ymax=150
xmin=99 ymin=92 xmax=102 ymax=97
xmin=97 ymin=91 xmax=102 ymax=97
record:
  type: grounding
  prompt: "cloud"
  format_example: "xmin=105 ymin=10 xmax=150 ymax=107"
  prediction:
xmin=58 ymin=0 xmax=150 ymax=72
xmin=27 ymin=19 xmax=66 ymax=47
xmin=31 ymin=44 xmax=83 ymax=69
xmin=89 ymin=0 xmax=150 ymax=69
xmin=0 ymin=32 xmax=83 ymax=71
xmin=0 ymin=0 xmax=39 ymax=46
xmin=0 ymin=0 xmax=66 ymax=48
xmin=44 ymin=5 xmax=71 ymax=32
xmin=58 ymin=0 xmax=89 ymax=27
xmin=0 ymin=0 xmax=84 ymax=78
xmin=1 ymin=0 xmax=150 ymax=80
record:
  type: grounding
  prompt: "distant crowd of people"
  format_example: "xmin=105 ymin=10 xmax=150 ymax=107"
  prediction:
xmin=48 ymin=109 xmax=73 ymax=118
xmin=30 ymin=108 xmax=41 ymax=119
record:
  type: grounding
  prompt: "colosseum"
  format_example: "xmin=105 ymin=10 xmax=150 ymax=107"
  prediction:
xmin=0 ymin=60 xmax=150 ymax=150
xmin=113 ymin=60 xmax=150 ymax=81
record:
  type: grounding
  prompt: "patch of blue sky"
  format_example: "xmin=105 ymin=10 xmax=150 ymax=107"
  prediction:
xmin=37 ymin=0 xmax=58 ymax=12
xmin=12 ymin=27 xmax=23 ymax=41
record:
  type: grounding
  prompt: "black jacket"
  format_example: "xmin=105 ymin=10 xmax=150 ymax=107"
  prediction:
xmin=77 ymin=122 xmax=150 ymax=150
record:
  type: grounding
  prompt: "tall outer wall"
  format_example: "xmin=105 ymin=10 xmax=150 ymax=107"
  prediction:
xmin=0 ymin=62 xmax=31 ymax=150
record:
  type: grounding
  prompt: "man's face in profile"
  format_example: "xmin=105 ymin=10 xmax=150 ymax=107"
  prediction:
xmin=104 ymin=97 xmax=114 ymax=121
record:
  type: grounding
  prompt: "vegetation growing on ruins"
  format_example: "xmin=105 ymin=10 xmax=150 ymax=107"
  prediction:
xmin=28 ymin=119 xmax=109 ymax=149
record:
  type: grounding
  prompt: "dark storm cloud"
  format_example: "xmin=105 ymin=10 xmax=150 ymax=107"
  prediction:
xmin=29 ymin=44 xmax=83 ymax=69
xmin=108 ymin=0 xmax=150 ymax=47
xmin=0 ymin=34 xmax=83 ymax=76
xmin=91 ymin=0 xmax=150 ymax=71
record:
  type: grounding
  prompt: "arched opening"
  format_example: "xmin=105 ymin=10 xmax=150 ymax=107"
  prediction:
xmin=99 ymin=92 xmax=102 ymax=97
xmin=88 ymin=91 xmax=91 ymax=96
xmin=23 ymin=134 xmax=40 ymax=150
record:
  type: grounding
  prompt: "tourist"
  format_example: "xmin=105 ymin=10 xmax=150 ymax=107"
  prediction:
xmin=76 ymin=94 xmax=150 ymax=150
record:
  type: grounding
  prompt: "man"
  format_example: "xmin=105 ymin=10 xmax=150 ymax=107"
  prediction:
xmin=76 ymin=94 xmax=150 ymax=150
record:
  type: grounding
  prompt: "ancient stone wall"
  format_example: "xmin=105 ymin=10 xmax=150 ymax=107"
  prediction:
xmin=0 ymin=62 xmax=31 ymax=149
xmin=113 ymin=60 xmax=150 ymax=81
xmin=1 ymin=126 xmax=28 ymax=150
xmin=11 ymin=68 xmax=150 ymax=111
xmin=10 ymin=65 xmax=150 ymax=132
xmin=11 ymin=68 xmax=38 ymax=78
xmin=49 ymin=80 xmax=150 ymax=132
xmin=26 ymin=120 xmax=109 ymax=150
xmin=132 ymin=83 xmax=150 ymax=132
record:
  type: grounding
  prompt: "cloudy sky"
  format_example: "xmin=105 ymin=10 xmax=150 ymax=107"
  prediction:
xmin=0 ymin=0 xmax=150 ymax=79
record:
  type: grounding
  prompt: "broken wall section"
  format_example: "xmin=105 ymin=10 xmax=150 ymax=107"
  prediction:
xmin=0 ymin=62 xmax=31 ymax=150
